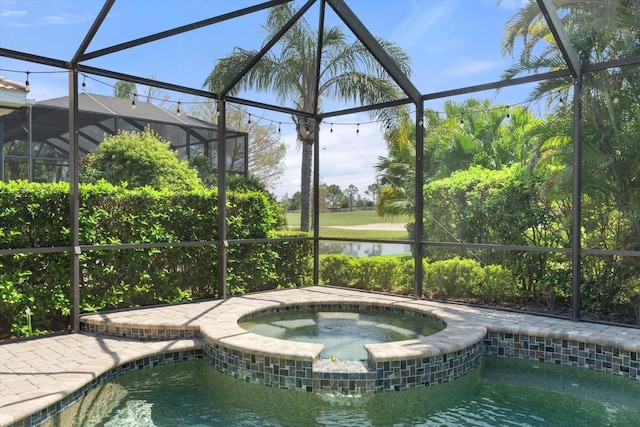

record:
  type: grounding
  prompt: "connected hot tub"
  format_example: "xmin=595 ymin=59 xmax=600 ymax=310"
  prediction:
xmin=198 ymin=296 xmax=487 ymax=394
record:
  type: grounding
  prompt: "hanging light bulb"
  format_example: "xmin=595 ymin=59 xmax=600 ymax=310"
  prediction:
xmin=131 ymin=94 xmax=137 ymax=110
xmin=247 ymin=114 xmax=251 ymax=124
xmin=506 ymin=105 xmax=510 ymax=119
xmin=81 ymin=75 xmax=86 ymax=92
xmin=176 ymin=101 xmax=182 ymax=116
xmin=25 ymin=71 xmax=30 ymax=91
xmin=356 ymin=123 xmax=360 ymax=135
xmin=278 ymin=122 xmax=281 ymax=133
xmin=330 ymin=123 xmax=333 ymax=134
xmin=460 ymin=113 xmax=464 ymax=125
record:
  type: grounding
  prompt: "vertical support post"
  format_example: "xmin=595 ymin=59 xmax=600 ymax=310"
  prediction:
xmin=0 ymin=118 xmax=4 ymax=180
xmin=243 ymin=133 xmax=249 ymax=179
xmin=185 ymin=127 xmax=191 ymax=158
xmin=28 ymin=106 xmax=33 ymax=181
xmin=313 ymin=118 xmax=320 ymax=284
xmin=571 ymin=77 xmax=583 ymax=321
xmin=216 ymin=99 xmax=227 ymax=299
xmin=68 ymin=69 xmax=81 ymax=332
xmin=414 ymin=105 xmax=425 ymax=299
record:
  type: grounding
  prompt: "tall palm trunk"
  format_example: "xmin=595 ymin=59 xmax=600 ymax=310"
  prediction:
xmin=300 ymin=139 xmax=313 ymax=232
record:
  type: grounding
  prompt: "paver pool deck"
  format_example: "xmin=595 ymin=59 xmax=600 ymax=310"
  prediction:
xmin=2 ymin=285 xmax=640 ymax=426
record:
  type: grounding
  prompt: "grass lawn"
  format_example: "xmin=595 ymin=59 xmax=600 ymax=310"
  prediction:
xmin=286 ymin=210 xmax=410 ymax=240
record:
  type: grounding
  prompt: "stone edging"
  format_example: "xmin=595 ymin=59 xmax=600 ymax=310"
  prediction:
xmin=7 ymin=287 xmax=640 ymax=426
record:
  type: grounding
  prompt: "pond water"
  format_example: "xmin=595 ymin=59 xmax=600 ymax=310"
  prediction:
xmin=319 ymin=242 xmax=411 ymax=257
xmin=48 ymin=358 xmax=640 ymax=427
xmin=239 ymin=309 xmax=444 ymax=360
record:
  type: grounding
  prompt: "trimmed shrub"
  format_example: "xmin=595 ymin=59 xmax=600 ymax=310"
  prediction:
xmin=319 ymin=255 xmax=413 ymax=294
xmin=271 ymin=231 xmax=313 ymax=288
xmin=319 ymin=255 xmax=357 ymax=287
xmin=352 ymin=257 xmax=402 ymax=292
xmin=473 ymin=264 xmax=518 ymax=303
xmin=423 ymin=257 xmax=484 ymax=298
xmin=0 ymin=181 xmax=311 ymax=338
xmin=80 ymin=127 xmax=202 ymax=192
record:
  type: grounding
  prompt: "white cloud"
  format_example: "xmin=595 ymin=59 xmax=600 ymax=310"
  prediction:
xmin=274 ymin=114 xmax=387 ymax=199
xmin=0 ymin=9 xmax=26 ymax=17
xmin=390 ymin=1 xmax=451 ymax=49
xmin=495 ymin=0 xmax=529 ymax=11
xmin=41 ymin=15 xmax=69 ymax=25
xmin=446 ymin=59 xmax=500 ymax=77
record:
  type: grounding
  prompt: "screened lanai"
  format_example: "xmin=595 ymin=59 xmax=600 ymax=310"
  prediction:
xmin=0 ymin=92 xmax=248 ymax=182
xmin=0 ymin=0 xmax=639 ymax=336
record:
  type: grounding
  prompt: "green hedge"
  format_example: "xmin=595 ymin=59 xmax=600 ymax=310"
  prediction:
xmin=319 ymin=254 xmax=517 ymax=302
xmin=0 ymin=181 xmax=312 ymax=337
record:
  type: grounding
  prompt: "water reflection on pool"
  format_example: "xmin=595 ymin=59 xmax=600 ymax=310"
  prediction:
xmin=240 ymin=309 xmax=444 ymax=360
xmin=49 ymin=358 xmax=640 ymax=427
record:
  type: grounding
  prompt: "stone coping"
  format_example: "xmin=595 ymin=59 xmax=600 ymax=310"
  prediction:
xmin=4 ymin=286 xmax=640 ymax=426
xmin=80 ymin=286 xmax=640 ymax=356
xmin=0 ymin=335 xmax=201 ymax=427
xmin=81 ymin=287 xmax=489 ymax=363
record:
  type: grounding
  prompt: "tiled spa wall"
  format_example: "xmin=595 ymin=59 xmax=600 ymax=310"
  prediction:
xmin=80 ymin=322 xmax=201 ymax=341
xmin=483 ymin=331 xmax=639 ymax=381
xmin=202 ymin=339 xmax=484 ymax=393
xmin=369 ymin=341 xmax=484 ymax=391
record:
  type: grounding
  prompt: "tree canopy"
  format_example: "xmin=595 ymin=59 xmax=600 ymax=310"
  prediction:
xmin=80 ymin=127 xmax=202 ymax=192
xmin=204 ymin=3 xmax=411 ymax=231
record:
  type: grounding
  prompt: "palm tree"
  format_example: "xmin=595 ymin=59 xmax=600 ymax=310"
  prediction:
xmin=501 ymin=0 xmax=640 ymax=309
xmin=204 ymin=3 xmax=411 ymax=231
xmin=375 ymin=111 xmax=416 ymax=218
xmin=501 ymin=0 xmax=640 ymax=240
xmin=375 ymin=99 xmax=535 ymax=218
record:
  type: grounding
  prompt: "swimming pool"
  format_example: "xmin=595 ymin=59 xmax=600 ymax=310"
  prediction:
xmin=7 ymin=286 xmax=640 ymax=426
xmin=77 ymin=287 xmax=638 ymax=396
xmin=46 ymin=357 xmax=640 ymax=427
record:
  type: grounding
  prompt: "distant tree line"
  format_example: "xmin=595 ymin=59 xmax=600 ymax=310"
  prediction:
xmin=281 ymin=183 xmax=379 ymax=212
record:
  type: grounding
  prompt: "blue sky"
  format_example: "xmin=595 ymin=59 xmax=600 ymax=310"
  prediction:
xmin=0 ymin=0 xmax=542 ymax=198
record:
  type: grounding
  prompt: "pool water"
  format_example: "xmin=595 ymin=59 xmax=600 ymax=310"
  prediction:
xmin=239 ymin=309 xmax=444 ymax=360
xmin=49 ymin=358 xmax=640 ymax=427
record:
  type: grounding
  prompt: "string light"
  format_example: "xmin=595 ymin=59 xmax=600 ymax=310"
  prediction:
xmin=1 ymin=67 xmax=538 ymax=134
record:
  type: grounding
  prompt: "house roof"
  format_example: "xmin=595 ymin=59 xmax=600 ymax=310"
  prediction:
xmin=0 ymin=76 xmax=30 ymax=93
xmin=36 ymin=92 xmax=220 ymax=130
